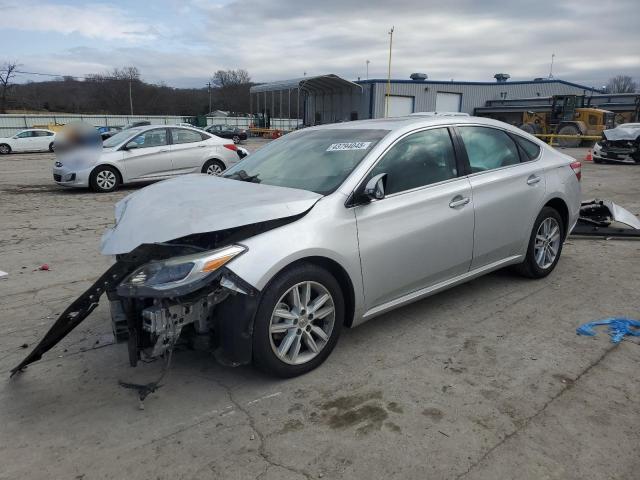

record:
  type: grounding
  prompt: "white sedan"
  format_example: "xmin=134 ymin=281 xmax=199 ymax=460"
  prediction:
xmin=0 ymin=129 xmax=57 ymax=154
xmin=52 ymin=125 xmax=240 ymax=192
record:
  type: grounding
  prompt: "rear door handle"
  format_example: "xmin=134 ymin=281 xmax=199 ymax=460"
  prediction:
xmin=527 ymin=175 xmax=541 ymax=185
xmin=159 ymin=149 xmax=169 ymax=153
xmin=449 ymin=196 xmax=470 ymax=208
xmin=197 ymin=144 xmax=207 ymax=147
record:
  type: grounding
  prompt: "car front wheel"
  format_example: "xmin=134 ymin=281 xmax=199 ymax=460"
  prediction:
xmin=515 ymin=207 xmax=564 ymax=278
xmin=89 ymin=165 xmax=120 ymax=193
xmin=0 ymin=144 xmax=11 ymax=154
xmin=232 ymin=135 xmax=240 ymax=144
xmin=252 ymin=264 xmax=344 ymax=377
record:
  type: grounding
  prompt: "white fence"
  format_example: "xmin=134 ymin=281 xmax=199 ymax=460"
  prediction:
xmin=0 ymin=114 xmax=302 ymax=137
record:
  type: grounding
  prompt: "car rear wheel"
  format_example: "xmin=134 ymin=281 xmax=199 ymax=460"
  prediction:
xmin=232 ymin=135 xmax=240 ymax=144
xmin=514 ymin=207 xmax=564 ymax=278
xmin=202 ymin=159 xmax=225 ymax=176
xmin=89 ymin=165 xmax=120 ymax=193
xmin=49 ymin=142 xmax=55 ymax=152
xmin=252 ymin=263 xmax=344 ymax=377
xmin=0 ymin=144 xmax=11 ymax=154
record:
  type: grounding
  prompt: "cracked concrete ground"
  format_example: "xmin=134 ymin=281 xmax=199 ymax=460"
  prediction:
xmin=0 ymin=145 xmax=639 ymax=480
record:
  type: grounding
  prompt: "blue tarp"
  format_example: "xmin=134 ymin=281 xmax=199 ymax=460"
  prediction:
xmin=577 ymin=318 xmax=640 ymax=343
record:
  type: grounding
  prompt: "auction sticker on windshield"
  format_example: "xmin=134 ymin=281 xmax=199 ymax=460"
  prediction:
xmin=326 ymin=142 xmax=372 ymax=152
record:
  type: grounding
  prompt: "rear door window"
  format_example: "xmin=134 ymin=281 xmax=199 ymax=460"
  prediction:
xmin=171 ymin=128 xmax=205 ymax=144
xmin=512 ymin=135 xmax=541 ymax=161
xmin=458 ymin=126 xmax=520 ymax=173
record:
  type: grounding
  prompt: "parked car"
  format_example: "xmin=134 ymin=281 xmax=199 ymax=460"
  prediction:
xmin=0 ymin=128 xmax=56 ymax=154
xmin=206 ymin=124 xmax=248 ymax=143
xmin=97 ymin=126 xmax=123 ymax=141
xmin=593 ymin=123 xmax=640 ymax=164
xmin=52 ymin=125 xmax=239 ymax=192
xmin=19 ymin=115 xmax=582 ymax=379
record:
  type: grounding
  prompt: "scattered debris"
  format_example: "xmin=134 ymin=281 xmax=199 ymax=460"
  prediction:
xmin=20 ymin=343 xmax=28 ymax=349
xmin=572 ymin=199 xmax=640 ymax=238
xmin=38 ymin=264 xmax=50 ymax=271
xmin=438 ymin=430 xmax=450 ymax=437
xmin=576 ymin=317 xmax=640 ymax=343
xmin=0 ymin=270 xmax=7 ymax=278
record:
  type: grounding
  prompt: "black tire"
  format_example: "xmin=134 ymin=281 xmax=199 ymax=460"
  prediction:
xmin=0 ymin=144 xmax=11 ymax=155
xmin=252 ymin=263 xmax=344 ymax=377
xmin=89 ymin=165 xmax=120 ymax=193
xmin=49 ymin=142 xmax=55 ymax=152
xmin=514 ymin=207 xmax=565 ymax=279
xmin=202 ymin=159 xmax=225 ymax=175
xmin=557 ymin=125 xmax=581 ymax=148
xmin=232 ymin=135 xmax=241 ymax=144
xmin=593 ymin=157 xmax=603 ymax=164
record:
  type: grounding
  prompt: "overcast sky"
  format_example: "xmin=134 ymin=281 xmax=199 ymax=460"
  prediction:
xmin=1 ymin=0 xmax=639 ymax=89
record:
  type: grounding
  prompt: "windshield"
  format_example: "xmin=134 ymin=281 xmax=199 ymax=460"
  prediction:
xmin=223 ymin=128 xmax=389 ymax=194
xmin=103 ymin=127 xmax=145 ymax=148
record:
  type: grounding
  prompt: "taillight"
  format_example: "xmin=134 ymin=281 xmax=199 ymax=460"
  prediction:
xmin=570 ymin=160 xmax=582 ymax=181
xmin=223 ymin=144 xmax=237 ymax=151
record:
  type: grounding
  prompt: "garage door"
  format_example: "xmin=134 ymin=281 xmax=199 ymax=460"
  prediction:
xmin=436 ymin=92 xmax=462 ymax=112
xmin=387 ymin=96 xmax=414 ymax=117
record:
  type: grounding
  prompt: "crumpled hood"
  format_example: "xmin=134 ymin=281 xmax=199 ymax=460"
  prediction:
xmin=603 ymin=126 xmax=640 ymax=141
xmin=101 ymin=174 xmax=322 ymax=255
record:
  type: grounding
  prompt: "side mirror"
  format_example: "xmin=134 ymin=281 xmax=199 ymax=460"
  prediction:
xmin=124 ymin=142 xmax=140 ymax=150
xmin=363 ymin=173 xmax=387 ymax=200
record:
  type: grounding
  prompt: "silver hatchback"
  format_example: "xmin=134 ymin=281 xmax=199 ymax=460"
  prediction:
xmin=15 ymin=115 xmax=582 ymax=379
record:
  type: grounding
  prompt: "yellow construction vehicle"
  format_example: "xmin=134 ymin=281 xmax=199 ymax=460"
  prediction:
xmin=520 ymin=95 xmax=615 ymax=147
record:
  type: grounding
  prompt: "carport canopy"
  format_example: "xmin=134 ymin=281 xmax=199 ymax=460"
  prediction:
xmin=250 ymin=74 xmax=362 ymax=94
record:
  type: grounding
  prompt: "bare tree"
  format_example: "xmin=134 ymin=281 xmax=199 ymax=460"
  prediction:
xmin=606 ymin=75 xmax=638 ymax=93
xmin=211 ymin=69 xmax=250 ymax=88
xmin=0 ymin=61 xmax=19 ymax=113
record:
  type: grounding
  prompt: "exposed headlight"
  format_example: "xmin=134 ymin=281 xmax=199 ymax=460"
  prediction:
xmin=120 ymin=244 xmax=246 ymax=294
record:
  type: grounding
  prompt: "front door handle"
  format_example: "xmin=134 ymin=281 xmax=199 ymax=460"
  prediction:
xmin=527 ymin=175 xmax=541 ymax=185
xmin=449 ymin=196 xmax=470 ymax=208
xmin=159 ymin=149 xmax=169 ymax=153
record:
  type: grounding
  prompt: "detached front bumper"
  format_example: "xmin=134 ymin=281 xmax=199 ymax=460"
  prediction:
xmin=11 ymin=252 xmax=261 ymax=376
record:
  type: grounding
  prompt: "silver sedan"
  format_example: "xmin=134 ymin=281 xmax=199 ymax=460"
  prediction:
xmin=15 ymin=115 xmax=582 ymax=379
xmin=52 ymin=125 xmax=239 ymax=192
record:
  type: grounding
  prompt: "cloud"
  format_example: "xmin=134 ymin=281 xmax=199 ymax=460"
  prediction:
xmin=0 ymin=1 xmax=157 ymax=42
xmin=4 ymin=0 xmax=639 ymax=87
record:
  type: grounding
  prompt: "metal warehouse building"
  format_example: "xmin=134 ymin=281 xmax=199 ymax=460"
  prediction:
xmin=250 ymin=73 xmax=600 ymax=126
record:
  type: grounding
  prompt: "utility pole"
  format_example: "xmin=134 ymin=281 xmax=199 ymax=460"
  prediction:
xmin=548 ymin=53 xmax=555 ymax=79
xmin=366 ymin=60 xmax=370 ymax=80
xmin=207 ymin=82 xmax=212 ymax=114
xmin=129 ymin=78 xmax=133 ymax=115
xmin=385 ymin=26 xmax=394 ymax=118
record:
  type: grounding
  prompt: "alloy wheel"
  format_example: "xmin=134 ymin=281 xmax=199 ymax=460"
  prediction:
xmin=0 ymin=145 xmax=9 ymax=154
xmin=534 ymin=217 xmax=561 ymax=269
xmin=206 ymin=163 xmax=223 ymax=175
xmin=96 ymin=170 xmax=117 ymax=190
xmin=269 ymin=281 xmax=335 ymax=365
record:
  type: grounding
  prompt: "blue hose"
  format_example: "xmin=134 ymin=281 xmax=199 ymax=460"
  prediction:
xmin=576 ymin=318 xmax=640 ymax=343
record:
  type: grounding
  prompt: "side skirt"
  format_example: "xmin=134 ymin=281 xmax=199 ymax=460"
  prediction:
xmin=357 ymin=255 xmax=523 ymax=324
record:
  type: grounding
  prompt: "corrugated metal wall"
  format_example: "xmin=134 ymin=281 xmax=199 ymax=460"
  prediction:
xmin=303 ymin=81 xmax=597 ymax=123
xmin=369 ymin=81 xmax=596 ymax=117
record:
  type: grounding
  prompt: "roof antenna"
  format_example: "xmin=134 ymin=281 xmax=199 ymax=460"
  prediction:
xmin=548 ymin=53 xmax=555 ymax=79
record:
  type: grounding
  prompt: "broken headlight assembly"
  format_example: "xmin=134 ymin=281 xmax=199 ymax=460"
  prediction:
xmin=117 ymin=244 xmax=247 ymax=297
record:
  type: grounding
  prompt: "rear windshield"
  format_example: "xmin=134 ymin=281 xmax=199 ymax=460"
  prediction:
xmin=223 ymin=129 xmax=389 ymax=194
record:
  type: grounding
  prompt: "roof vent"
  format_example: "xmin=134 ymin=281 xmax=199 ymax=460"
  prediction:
xmin=410 ymin=73 xmax=428 ymax=81
xmin=494 ymin=73 xmax=510 ymax=83
xmin=533 ymin=77 xmax=545 ymax=82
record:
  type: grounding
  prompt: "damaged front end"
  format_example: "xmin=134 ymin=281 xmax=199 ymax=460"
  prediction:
xmin=572 ymin=199 xmax=640 ymax=238
xmin=595 ymin=127 xmax=640 ymax=164
xmin=11 ymin=241 xmax=260 ymax=377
